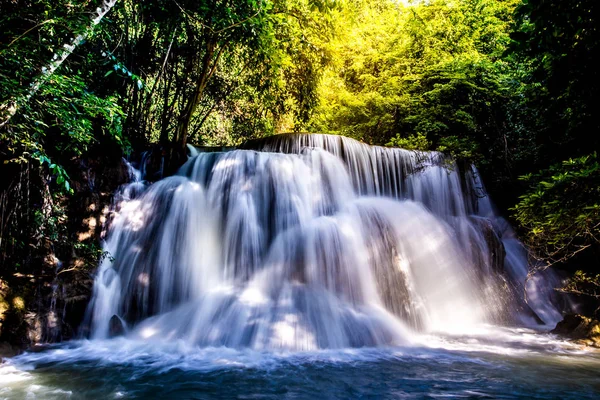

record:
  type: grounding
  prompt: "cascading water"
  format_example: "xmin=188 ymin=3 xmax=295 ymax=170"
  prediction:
xmin=6 ymin=134 xmax=597 ymax=400
xmin=84 ymin=134 xmax=565 ymax=351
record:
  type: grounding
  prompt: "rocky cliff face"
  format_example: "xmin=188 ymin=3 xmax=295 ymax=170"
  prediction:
xmin=0 ymin=152 xmax=131 ymax=351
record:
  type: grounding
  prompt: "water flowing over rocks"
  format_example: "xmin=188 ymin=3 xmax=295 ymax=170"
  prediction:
xmin=85 ymin=134 xmax=566 ymax=350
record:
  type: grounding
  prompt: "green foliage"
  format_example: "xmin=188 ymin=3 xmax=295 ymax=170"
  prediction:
xmin=506 ymin=1 xmax=600 ymax=304
xmin=436 ymin=135 xmax=481 ymax=163
xmin=1 ymin=0 xmax=333 ymax=184
xmin=309 ymin=0 xmax=521 ymax=170
xmin=511 ymin=0 xmax=600 ymax=162
xmin=36 ymin=154 xmax=73 ymax=195
xmin=513 ymin=153 xmax=600 ymax=263
xmin=386 ymin=133 xmax=431 ymax=151
xmin=94 ymin=0 xmax=334 ymax=148
xmin=561 ymin=271 xmax=600 ymax=300
xmin=0 ymin=0 xmax=128 ymax=193
xmin=1 ymin=70 xmax=127 ymax=192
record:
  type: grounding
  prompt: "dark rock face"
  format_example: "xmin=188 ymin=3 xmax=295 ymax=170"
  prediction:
xmin=137 ymin=144 xmax=188 ymax=183
xmin=0 ymin=151 xmax=131 ymax=350
xmin=552 ymin=314 xmax=600 ymax=348
xmin=109 ymin=315 xmax=126 ymax=337
xmin=0 ymin=342 xmax=22 ymax=359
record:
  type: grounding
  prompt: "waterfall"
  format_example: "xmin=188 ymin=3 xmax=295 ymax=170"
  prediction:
xmin=84 ymin=134 xmax=564 ymax=350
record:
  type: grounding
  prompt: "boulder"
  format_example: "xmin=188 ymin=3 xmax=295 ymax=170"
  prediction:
xmin=551 ymin=314 xmax=600 ymax=348
xmin=108 ymin=315 xmax=126 ymax=338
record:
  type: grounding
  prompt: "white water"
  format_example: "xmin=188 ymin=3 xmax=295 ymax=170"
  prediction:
xmin=3 ymin=327 xmax=600 ymax=399
xmin=84 ymin=134 xmax=565 ymax=351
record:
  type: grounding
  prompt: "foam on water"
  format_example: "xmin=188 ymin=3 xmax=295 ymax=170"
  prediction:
xmin=2 ymin=330 xmax=599 ymax=399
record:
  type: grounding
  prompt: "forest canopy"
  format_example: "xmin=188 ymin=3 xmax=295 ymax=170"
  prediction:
xmin=1 ymin=0 xmax=599 ymax=302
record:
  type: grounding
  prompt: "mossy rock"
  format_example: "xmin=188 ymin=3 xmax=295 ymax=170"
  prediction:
xmin=552 ymin=314 xmax=600 ymax=348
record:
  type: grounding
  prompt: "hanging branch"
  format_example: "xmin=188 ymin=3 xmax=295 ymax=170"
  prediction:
xmin=0 ymin=0 xmax=120 ymax=129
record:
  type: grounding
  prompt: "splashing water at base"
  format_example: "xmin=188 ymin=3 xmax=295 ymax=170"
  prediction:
xmin=2 ymin=330 xmax=600 ymax=399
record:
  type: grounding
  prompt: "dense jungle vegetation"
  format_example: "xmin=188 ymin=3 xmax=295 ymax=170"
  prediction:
xmin=0 ymin=0 xmax=599 ymax=336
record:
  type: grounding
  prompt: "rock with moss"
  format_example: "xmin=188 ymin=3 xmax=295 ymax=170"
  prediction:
xmin=0 ymin=151 xmax=132 ymax=349
xmin=551 ymin=314 xmax=600 ymax=348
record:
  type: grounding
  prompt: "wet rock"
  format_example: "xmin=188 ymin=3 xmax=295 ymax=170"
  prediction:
xmin=551 ymin=314 xmax=600 ymax=348
xmin=109 ymin=315 xmax=126 ymax=337
xmin=0 ymin=342 xmax=22 ymax=359
xmin=138 ymin=144 xmax=188 ymax=182
xmin=468 ymin=216 xmax=506 ymax=273
xmin=0 ymin=150 xmax=132 ymax=348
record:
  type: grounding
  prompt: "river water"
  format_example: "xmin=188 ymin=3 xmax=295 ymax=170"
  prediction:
xmin=2 ymin=328 xmax=600 ymax=399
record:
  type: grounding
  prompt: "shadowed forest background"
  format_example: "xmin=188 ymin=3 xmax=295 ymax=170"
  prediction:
xmin=0 ymin=0 xmax=599 ymax=346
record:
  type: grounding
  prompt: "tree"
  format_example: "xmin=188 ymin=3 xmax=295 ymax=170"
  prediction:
xmin=511 ymin=0 xmax=600 ymax=164
xmin=309 ymin=0 xmax=523 ymax=187
xmin=513 ymin=153 xmax=600 ymax=265
xmin=508 ymin=0 xmax=600 ymax=304
xmin=0 ymin=0 xmax=119 ymax=130
xmin=1 ymin=0 xmax=128 ymax=191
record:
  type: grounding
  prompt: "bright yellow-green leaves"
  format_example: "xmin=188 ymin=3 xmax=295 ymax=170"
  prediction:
xmin=308 ymin=0 xmax=519 ymax=149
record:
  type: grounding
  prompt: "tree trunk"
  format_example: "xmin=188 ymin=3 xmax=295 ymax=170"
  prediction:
xmin=0 ymin=0 xmax=119 ymax=128
xmin=174 ymin=37 xmax=227 ymax=151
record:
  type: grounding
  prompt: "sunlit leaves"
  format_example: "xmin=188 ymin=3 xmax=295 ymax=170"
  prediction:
xmin=310 ymin=0 xmax=520 ymax=155
xmin=561 ymin=271 xmax=600 ymax=300
xmin=386 ymin=132 xmax=431 ymax=150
